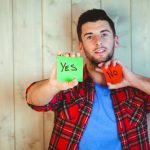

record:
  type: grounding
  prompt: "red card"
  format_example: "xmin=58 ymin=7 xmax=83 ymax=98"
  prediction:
xmin=102 ymin=64 xmax=123 ymax=84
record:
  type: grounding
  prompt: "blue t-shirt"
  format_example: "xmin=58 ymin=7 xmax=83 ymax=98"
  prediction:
xmin=79 ymin=83 xmax=121 ymax=150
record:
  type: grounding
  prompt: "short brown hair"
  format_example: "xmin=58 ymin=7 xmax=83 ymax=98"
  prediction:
xmin=77 ymin=9 xmax=116 ymax=41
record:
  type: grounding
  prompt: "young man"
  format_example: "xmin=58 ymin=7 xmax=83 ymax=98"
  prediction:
xmin=26 ymin=9 xmax=150 ymax=150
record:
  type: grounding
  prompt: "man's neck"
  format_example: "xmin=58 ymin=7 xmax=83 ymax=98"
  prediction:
xmin=86 ymin=62 xmax=107 ymax=86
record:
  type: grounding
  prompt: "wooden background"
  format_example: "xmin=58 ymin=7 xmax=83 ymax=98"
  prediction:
xmin=0 ymin=0 xmax=150 ymax=149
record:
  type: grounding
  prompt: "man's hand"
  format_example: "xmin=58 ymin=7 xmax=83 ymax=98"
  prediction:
xmin=48 ymin=52 xmax=80 ymax=92
xmin=48 ymin=63 xmax=78 ymax=92
xmin=95 ymin=59 xmax=134 ymax=89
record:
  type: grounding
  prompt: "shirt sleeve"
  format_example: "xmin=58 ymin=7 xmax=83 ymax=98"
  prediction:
xmin=136 ymin=88 xmax=150 ymax=113
xmin=26 ymin=82 xmax=63 ymax=112
xmin=146 ymin=94 xmax=150 ymax=113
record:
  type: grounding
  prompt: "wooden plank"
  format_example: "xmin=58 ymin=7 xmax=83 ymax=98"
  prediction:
xmin=102 ymin=0 xmax=131 ymax=68
xmin=132 ymin=0 xmax=150 ymax=76
xmin=72 ymin=0 xmax=101 ymax=51
xmin=13 ymin=0 xmax=44 ymax=149
xmin=43 ymin=0 xmax=72 ymax=77
xmin=0 ymin=0 xmax=14 ymax=149
xmin=131 ymin=0 xmax=150 ymax=139
xmin=42 ymin=0 xmax=71 ymax=149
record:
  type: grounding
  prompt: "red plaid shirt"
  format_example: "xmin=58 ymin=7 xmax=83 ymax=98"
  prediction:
xmin=26 ymin=67 xmax=150 ymax=150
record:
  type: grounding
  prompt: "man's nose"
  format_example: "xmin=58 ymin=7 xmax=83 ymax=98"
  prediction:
xmin=94 ymin=35 xmax=102 ymax=45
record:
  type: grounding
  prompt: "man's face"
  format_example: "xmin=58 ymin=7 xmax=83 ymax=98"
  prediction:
xmin=79 ymin=20 xmax=118 ymax=66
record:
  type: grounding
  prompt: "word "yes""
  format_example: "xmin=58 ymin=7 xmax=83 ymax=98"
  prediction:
xmin=60 ymin=62 xmax=77 ymax=72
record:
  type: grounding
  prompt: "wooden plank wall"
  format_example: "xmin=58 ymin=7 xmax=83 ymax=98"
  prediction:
xmin=0 ymin=0 xmax=150 ymax=149
xmin=0 ymin=0 xmax=14 ymax=149
xmin=13 ymin=0 xmax=44 ymax=150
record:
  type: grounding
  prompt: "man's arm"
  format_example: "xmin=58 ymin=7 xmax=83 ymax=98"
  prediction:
xmin=96 ymin=60 xmax=150 ymax=95
xmin=109 ymin=62 xmax=150 ymax=95
xmin=26 ymin=79 xmax=58 ymax=106
xmin=26 ymin=63 xmax=78 ymax=106
xmin=127 ymin=73 xmax=150 ymax=95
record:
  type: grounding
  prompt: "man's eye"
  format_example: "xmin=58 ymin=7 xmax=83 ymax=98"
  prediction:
xmin=87 ymin=36 xmax=92 ymax=39
xmin=101 ymin=33 xmax=108 ymax=38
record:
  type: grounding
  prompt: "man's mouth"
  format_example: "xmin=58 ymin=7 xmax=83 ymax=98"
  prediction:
xmin=94 ymin=48 xmax=106 ymax=54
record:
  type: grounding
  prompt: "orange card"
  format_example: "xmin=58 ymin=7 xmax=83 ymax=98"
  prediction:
xmin=102 ymin=64 xmax=123 ymax=84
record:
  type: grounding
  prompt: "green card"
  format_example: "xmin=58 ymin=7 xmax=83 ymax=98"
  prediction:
xmin=57 ymin=56 xmax=83 ymax=82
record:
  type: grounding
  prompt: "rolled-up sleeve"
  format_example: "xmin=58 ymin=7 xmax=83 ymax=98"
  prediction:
xmin=146 ymin=94 xmax=150 ymax=113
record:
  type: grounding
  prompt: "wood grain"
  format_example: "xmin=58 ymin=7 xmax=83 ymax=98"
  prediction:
xmin=13 ymin=0 xmax=43 ymax=149
xmin=0 ymin=0 xmax=14 ymax=149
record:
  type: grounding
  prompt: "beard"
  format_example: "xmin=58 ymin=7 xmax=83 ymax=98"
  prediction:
xmin=83 ymin=45 xmax=115 ymax=67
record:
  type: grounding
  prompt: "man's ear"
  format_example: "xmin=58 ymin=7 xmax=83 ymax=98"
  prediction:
xmin=114 ymin=35 xmax=119 ymax=48
xmin=78 ymin=41 xmax=84 ymax=54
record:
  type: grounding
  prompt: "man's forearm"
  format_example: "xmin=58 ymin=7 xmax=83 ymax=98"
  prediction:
xmin=131 ymin=74 xmax=150 ymax=95
xmin=26 ymin=79 xmax=59 ymax=106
